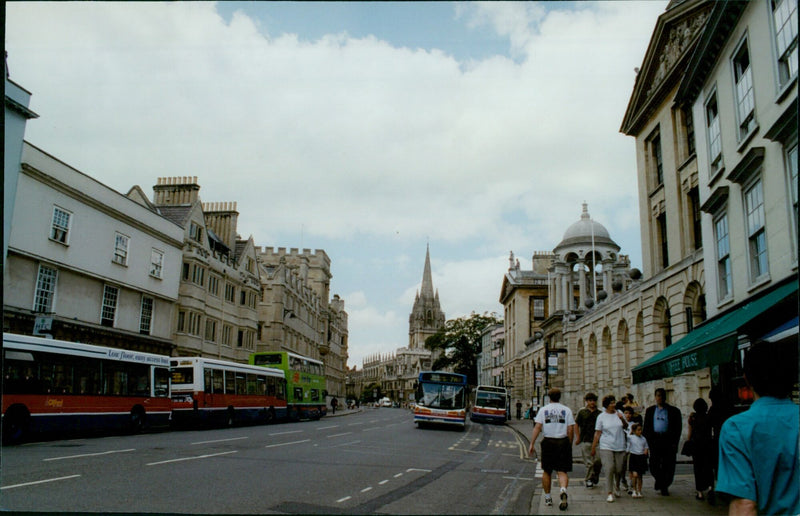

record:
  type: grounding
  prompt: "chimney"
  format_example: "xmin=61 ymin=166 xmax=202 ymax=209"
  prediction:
xmin=153 ymin=176 xmax=201 ymax=206
xmin=202 ymin=201 xmax=239 ymax=250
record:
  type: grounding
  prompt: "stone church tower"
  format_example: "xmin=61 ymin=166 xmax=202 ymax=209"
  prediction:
xmin=408 ymin=245 xmax=445 ymax=349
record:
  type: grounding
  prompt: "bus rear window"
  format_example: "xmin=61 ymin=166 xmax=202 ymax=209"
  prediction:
xmin=253 ymin=354 xmax=282 ymax=366
xmin=171 ymin=367 xmax=194 ymax=385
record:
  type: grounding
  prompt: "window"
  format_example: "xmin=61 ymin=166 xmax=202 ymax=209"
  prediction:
xmin=222 ymin=324 xmax=233 ymax=346
xmin=225 ymin=283 xmax=236 ymax=303
xmin=205 ymin=318 xmax=217 ymax=342
xmin=715 ymin=214 xmax=732 ymax=299
xmin=113 ymin=233 xmax=129 ymax=265
xmin=532 ymin=298 xmax=545 ymax=320
xmin=684 ymin=107 xmax=696 ymax=157
xmin=788 ymin=142 xmax=799 ymax=241
xmin=772 ymin=0 xmax=798 ymax=87
xmin=657 ymin=213 xmax=669 ymax=268
xmin=191 ymin=264 xmax=205 ymax=286
xmin=744 ymin=178 xmax=768 ymax=281
xmin=140 ymin=296 xmax=154 ymax=335
xmin=647 ymin=129 xmax=663 ymax=188
xmin=208 ymin=275 xmax=220 ymax=297
xmin=689 ymin=187 xmax=703 ymax=251
xmin=33 ymin=265 xmax=58 ymax=313
xmin=150 ymin=249 xmax=164 ymax=278
xmin=237 ymin=329 xmax=244 ymax=347
xmin=101 ymin=285 xmax=119 ymax=327
xmin=240 ymin=290 xmax=247 ymax=306
xmin=50 ymin=206 xmax=71 ymax=244
xmin=705 ymin=91 xmax=723 ymax=174
xmin=189 ymin=221 xmax=203 ymax=243
xmin=182 ymin=262 xmax=190 ymax=281
xmin=732 ymin=39 xmax=755 ymax=140
xmin=178 ymin=310 xmax=202 ymax=335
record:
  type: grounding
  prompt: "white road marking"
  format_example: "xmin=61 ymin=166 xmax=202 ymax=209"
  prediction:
xmin=269 ymin=430 xmax=303 ymax=436
xmin=327 ymin=432 xmax=352 ymax=438
xmin=265 ymin=439 xmax=311 ymax=448
xmin=407 ymin=468 xmax=432 ymax=473
xmin=336 ymin=496 xmax=351 ymax=503
xmin=191 ymin=436 xmax=248 ymax=445
xmin=394 ymin=473 xmax=403 ymax=478
xmin=361 ymin=486 xmax=373 ymax=493
xmin=147 ymin=450 xmax=237 ymax=466
xmin=504 ymin=476 xmax=535 ymax=481
xmin=379 ymin=480 xmax=389 ymax=485
xmin=43 ymin=449 xmax=135 ymax=461
xmin=317 ymin=425 xmax=339 ymax=430
xmin=1 ymin=475 xmax=81 ymax=490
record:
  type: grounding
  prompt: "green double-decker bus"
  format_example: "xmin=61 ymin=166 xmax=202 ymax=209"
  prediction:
xmin=249 ymin=351 xmax=326 ymax=420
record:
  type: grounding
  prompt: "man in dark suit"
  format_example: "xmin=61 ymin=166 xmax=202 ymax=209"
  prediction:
xmin=643 ymin=387 xmax=682 ymax=495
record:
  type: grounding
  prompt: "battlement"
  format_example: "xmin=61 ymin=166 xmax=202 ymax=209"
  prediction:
xmin=255 ymin=246 xmax=331 ymax=266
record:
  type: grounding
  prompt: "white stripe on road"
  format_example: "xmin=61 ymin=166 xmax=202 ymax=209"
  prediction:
xmin=192 ymin=436 xmax=248 ymax=445
xmin=336 ymin=496 xmax=352 ymax=503
xmin=43 ymin=449 xmax=135 ymax=461
xmin=269 ymin=430 xmax=304 ymax=436
xmin=327 ymin=432 xmax=352 ymax=438
xmin=265 ymin=439 xmax=311 ymax=448
xmin=147 ymin=450 xmax=237 ymax=466
xmin=361 ymin=486 xmax=373 ymax=493
xmin=379 ymin=480 xmax=389 ymax=485
xmin=1 ymin=475 xmax=81 ymax=490
xmin=317 ymin=425 xmax=339 ymax=430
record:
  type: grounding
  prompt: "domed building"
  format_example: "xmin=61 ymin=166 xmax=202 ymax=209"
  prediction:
xmin=549 ymin=203 xmax=631 ymax=314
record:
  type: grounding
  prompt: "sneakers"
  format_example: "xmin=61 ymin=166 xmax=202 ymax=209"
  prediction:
xmin=559 ymin=491 xmax=568 ymax=511
xmin=606 ymin=494 xmax=614 ymax=503
xmin=585 ymin=480 xmax=594 ymax=488
xmin=544 ymin=495 xmax=553 ymax=507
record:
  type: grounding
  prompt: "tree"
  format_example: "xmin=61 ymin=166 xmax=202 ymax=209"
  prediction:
xmin=424 ymin=312 xmax=501 ymax=386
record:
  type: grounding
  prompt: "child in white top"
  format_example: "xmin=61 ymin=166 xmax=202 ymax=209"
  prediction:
xmin=626 ymin=423 xmax=649 ymax=498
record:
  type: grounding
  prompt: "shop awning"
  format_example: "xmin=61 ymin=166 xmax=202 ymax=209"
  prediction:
xmin=632 ymin=281 xmax=798 ymax=384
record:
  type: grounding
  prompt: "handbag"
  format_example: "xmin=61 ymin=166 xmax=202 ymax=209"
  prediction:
xmin=681 ymin=440 xmax=695 ymax=456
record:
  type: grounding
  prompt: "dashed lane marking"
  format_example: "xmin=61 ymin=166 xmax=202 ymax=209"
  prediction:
xmin=1 ymin=475 xmax=81 ymax=490
xmin=265 ymin=439 xmax=311 ymax=448
xmin=147 ymin=450 xmax=237 ymax=466
xmin=192 ymin=436 xmax=248 ymax=445
xmin=43 ymin=448 xmax=135 ymax=461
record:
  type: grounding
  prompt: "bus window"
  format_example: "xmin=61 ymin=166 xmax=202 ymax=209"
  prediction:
xmin=225 ymin=369 xmax=235 ymax=394
xmin=267 ymin=377 xmax=276 ymax=396
xmin=253 ymin=353 xmax=282 ymax=366
xmin=256 ymin=376 xmax=267 ymax=395
xmin=310 ymin=389 xmax=320 ymax=401
xmin=277 ymin=381 xmax=286 ymax=400
xmin=246 ymin=373 xmax=257 ymax=394
xmin=212 ymin=369 xmax=224 ymax=393
xmin=293 ymin=387 xmax=303 ymax=401
xmin=153 ymin=367 xmax=170 ymax=397
xmin=171 ymin=367 xmax=194 ymax=386
xmin=204 ymin=368 xmax=213 ymax=394
xmin=236 ymin=373 xmax=246 ymax=395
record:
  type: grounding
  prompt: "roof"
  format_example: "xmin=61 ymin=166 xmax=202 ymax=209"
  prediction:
xmin=156 ymin=205 xmax=192 ymax=228
xmin=555 ymin=203 xmax=618 ymax=251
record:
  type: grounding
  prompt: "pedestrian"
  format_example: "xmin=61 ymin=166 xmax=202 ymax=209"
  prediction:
xmin=591 ymin=394 xmax=628 ymax=503
xmin=574 ymin=392 xmax=601 ymax=488
xmin=626 ymin=423 xmax=649 ymax=498
xmin=529 ymin=388 xmax=575 ymax=511
xmin=625 ymin=393 xmax=643 ymax=424
xmin=621 ymin=406 xmax=636 ymax=493
xmin=643 ymin=387 xmax=681 ymax=496
xmin=516 ymin=400 xmax=523 ymax=420
xmin=331 ymin=396 xmax=338 ymax=414
xmin=716 ymin=341 xmax=799 ymax=515
xmin=686 ymin=397 xmax=714 ymax=501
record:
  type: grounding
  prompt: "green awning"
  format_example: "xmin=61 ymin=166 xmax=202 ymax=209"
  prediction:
xmin=632 ymin=281 xmax=798 ymax=384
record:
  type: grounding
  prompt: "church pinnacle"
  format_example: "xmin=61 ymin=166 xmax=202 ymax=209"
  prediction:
xmin=421 ymin=243 xmax=435 ymax=299
xmin=409 ymin=244 xmax=445 ymax=349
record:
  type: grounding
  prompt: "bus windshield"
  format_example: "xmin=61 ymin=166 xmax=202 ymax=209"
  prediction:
xmin=171 ymin=367 xmax=194 ymax=386
xmin=476 ymin=391 xmax=506 ymax=409
xmin=419 ymin=382 xmax=465 ymax=409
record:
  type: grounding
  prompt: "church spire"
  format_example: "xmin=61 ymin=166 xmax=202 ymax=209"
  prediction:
xmin=421 ymin=244 xmax=435 ymax=299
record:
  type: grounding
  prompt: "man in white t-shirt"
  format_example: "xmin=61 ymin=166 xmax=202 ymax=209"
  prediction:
xmin=529 ymin=388 xmax=576 ymax=511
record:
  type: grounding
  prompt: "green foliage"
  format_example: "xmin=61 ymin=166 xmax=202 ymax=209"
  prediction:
xmin=361 ymin=382 xmax=382 ymax=402
xmin=424 ymin=312 xmax=501 ymax=385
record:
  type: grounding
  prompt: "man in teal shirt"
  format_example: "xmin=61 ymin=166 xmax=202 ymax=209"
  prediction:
xmin=716 ymin=341 xmax=799 ymax=516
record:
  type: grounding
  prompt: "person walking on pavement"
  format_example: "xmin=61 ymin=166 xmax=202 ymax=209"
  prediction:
xmin=516 ymin=400 xmax=523 ymax=420
xmin=574 ymin=392 xmax=601 ymax=488
xmin=529 ymin=388 xmax=575 ymax=511
xmin=687 ymin=398 xmax=714 ymax=501
xmin=626 ymin=423 xmax=649 ymax=499
xmin=643 ymin=387 xmax=682 ymax=496
xmin=331 ymin=396 xmax=338 ymax=414
xmin=591 ymin=394 xmax=628 ymax=503
xmin=716 ymin=341 xmax=799 ymax=516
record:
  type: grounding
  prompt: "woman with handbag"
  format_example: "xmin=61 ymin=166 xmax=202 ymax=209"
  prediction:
xmin=687 ymin=398 xmax=714 ymax=500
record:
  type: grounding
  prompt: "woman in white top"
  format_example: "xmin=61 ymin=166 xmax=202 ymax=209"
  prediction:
xmin=591 ymin=394 xmax=629 ymax=502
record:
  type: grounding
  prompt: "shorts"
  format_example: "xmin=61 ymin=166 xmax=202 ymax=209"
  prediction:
xmin=541 ymin=437 xmax=573 ymax=473
xmin=628 ymin=453 xmax=648 ymax=475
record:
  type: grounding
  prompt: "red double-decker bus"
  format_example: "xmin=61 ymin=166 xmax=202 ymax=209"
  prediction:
xmin=170 ymin=356 xmax=287 ymax=427
xmin=2 ymin=333 xmax=172 ymax=444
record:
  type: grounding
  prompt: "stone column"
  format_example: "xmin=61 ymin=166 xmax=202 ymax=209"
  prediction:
xmin=578 ymin=260 xmax=586 ymax=309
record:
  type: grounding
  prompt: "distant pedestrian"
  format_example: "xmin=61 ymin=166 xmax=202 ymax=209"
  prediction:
xmin=706 ymin=386 xmax=732 ymax=504
xmin=529 ymin=388 xmax=575 ymax=511
xmin=626 ymin=423 xmax=649 ymax=498
xmin=621 ymin=406 xmax=636 ymax=493
xmin=687 ymin=398 xmax=714 ymax=501
xmin=643 ymin=388 xmax=681 ymax=496
xmin=591 ymin=394 xmax=628 ymax=503
xmin=574 ymin=392 xmax=601 ymax=488
xmin=717 ymin=341 xmax=799 ymax=515
xmin=331 ymin=396 xmax=338 ymax=414
xmin=516 ymin=400 xmax=523 ymax=420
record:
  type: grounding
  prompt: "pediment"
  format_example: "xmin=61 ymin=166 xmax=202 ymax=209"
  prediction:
xmin=621 ymin=0 xmax=712 ymax=135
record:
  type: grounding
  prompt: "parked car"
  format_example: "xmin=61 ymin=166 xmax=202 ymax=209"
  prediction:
xmin=380 ymin=397 xmax=392 ymax=407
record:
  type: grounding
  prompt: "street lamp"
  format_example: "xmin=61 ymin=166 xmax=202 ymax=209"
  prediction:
xmin=505 ymin=378 xmax=514 ymax=421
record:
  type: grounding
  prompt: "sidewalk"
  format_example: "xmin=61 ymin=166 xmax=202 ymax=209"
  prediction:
xmin=506 ymin=417 xmax=728 ymax=516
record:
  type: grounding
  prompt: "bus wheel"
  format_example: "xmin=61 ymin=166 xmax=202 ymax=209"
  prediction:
xmin=130 ymin=406 xmax=146 ymax=434
xmin=2 ymin=405 xmax=30 ymax=445
xmin=226 ymin=407 xmax=236 ymax=427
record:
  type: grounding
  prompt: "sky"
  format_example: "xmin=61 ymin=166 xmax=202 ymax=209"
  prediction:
xmin=5 ymin=1 xmax=667 ymax=369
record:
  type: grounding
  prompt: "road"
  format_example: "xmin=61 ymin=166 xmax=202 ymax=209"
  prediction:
xmin=1 ymin=408 xmax=536 ymax=514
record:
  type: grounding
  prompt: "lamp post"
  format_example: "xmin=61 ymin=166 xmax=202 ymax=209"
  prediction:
xmin=506 ymin=378 xmax=514 ymax=420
